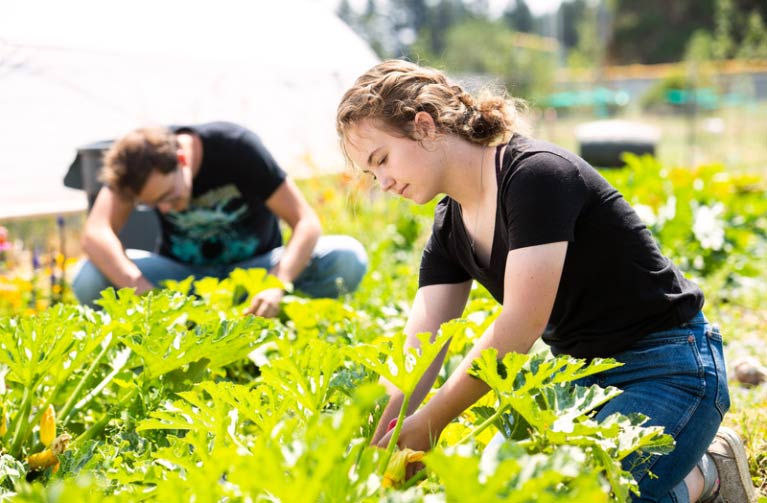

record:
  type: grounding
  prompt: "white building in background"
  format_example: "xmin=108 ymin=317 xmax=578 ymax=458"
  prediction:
xmin=0 ymin=0 xmax=379 ymax=219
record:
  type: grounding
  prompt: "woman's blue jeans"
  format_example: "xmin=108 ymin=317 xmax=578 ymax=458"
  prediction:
xmin=574 ymin=311 xmax=730 ymax=502
xmin=72 ymin=234 xmax=368 ymax=306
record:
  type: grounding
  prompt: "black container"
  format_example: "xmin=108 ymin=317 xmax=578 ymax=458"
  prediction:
xmin=575 ymin=120 xmax=659 ymax=168
xmin=64 ymin=141 xmax=160 ymax=251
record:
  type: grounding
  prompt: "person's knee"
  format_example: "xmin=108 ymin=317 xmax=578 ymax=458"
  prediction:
xmin=328 ymin=236 xmax=367 ymax=293
xmin=300 ymin=236 xmax=368 ymax=297
xmin=71 ymin=259 xmax=111 ymax=307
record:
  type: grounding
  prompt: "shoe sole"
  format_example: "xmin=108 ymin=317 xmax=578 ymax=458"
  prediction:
xmin=717 ymin=426 xmax=757 ymax=502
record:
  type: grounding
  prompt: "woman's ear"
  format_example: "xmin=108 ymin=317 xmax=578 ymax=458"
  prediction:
xmin=413 ymin=111 xmax=437 ymax=141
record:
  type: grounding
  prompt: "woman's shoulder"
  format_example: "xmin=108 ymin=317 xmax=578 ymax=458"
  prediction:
xmin=505 ymin=134 xmax=586 ymax=171
xmin=430 ymin=196 xmax=466 ymax=244
xmin=500 ymin=134 xmax=606 ymax=192
xmin=432 ymin=195 xmax=456 ymax=226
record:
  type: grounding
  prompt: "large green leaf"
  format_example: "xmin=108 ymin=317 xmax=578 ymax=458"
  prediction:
xmin=101 ymin=289 xmax=277 ymax=380
xmin=259 ymin=338 xmax=347 ymax=417
xmin=345 ymin=321 xmax=462 ymax=397
xmin=0 ymin=305 xmax=108 ymax=390
xmin=426 ymin=441 xmax=609 ymax=502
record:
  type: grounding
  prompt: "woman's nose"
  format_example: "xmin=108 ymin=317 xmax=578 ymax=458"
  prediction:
xmin=379 ymin=175 xmax=395 ymax=192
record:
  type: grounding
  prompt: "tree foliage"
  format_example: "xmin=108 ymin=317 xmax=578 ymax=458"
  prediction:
xmin=608 ymin=0 xmax=767 ymax=64
xmin=337 ymin=0 xmax=767 ymax=70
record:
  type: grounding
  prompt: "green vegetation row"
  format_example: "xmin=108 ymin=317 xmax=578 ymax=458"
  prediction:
xmin=0 ymin=278 xmax=673 ymax=501
xmin=0 ymin=155 xmax=765 ymax=500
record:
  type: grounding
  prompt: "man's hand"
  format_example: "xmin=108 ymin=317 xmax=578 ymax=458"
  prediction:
xmin=243 ymin=287 xmax=285 ymax=318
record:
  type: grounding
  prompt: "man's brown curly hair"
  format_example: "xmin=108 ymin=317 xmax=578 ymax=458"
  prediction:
xmin=100 ymin=126 xmax=179 ymax=201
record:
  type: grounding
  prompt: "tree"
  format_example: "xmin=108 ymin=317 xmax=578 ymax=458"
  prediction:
xmin=737 ymin=10 xmax=767 ymax=60
xmin=607 ymin=0 xmax=767 ymax=64
xmin=412 ymin=19 xmax=557 ymax=100
xmin=503 ymin=0 xmax=535 ymax=34
xmin=566 ymin=1 xmax=601 ymax=70
xmin=414 ymin=0 xmax=472 ymax=57
xmin=558 ymin=0 xmax=589 ymax=50
xmin=712 ymin=0 xmax=737 ymax=60
xmin=608 ymin=0 xmax=717 ymax=64
xmin=337 ymin=0 xmax=767 ymax=65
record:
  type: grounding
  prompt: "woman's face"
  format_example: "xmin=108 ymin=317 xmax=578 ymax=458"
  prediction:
xmin=343 ymin=118 xmax=443 ymax=205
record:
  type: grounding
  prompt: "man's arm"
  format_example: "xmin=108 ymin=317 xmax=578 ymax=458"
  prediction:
xmin=244 ymin=178 xmax=321 ymax=317
xmin=371 ymin=280 xmax=472 ymax=445
xmin=377 ymin=241 xmax=567 ymax=452
xmin=80 ymin=187 xmax=154 ymax=293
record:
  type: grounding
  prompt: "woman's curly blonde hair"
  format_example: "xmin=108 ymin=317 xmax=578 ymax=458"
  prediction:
xmin=336 ymin=59 xmax=528 ymax=162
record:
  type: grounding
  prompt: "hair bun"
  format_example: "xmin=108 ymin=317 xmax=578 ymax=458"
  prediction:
xmin=457 ymin=91 xmax=474 ymax=109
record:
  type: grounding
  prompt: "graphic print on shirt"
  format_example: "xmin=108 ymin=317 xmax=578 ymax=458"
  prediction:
xmin=164 ymin=184 xmax=259 ymax=265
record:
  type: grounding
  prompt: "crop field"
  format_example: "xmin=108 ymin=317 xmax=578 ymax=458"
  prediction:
xmin=0 ymin=153 xmax=765 ymax=501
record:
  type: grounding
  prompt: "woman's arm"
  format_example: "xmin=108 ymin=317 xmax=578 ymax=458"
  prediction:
xmin=378 ymin=241 xmax=568 ymax=452
xmin=371 ymin=280 xmax=472 ymax=445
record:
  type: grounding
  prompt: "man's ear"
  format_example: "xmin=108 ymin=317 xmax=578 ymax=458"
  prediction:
xmin=413 ymin=111 xmax=437 ymax=141
xmin=176 ymin=149 xmax=187 ymax=167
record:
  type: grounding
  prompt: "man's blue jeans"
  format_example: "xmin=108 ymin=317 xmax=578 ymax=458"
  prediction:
xmin=72 ymin=235 xmax=368 ymax=306
xmin=574 ymin=311 xmax=730 ymax=502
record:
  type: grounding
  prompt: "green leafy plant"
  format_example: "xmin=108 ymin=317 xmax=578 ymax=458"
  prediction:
xmin=1 ymin=161 xmax=764 ymax=500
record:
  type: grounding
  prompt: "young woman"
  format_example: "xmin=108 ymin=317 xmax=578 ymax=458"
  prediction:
xmin=336 ymin=60 xmax=756 ymax=503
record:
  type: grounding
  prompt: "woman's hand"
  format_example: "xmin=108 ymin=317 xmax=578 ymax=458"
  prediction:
xmin=377 ymin=411 xmax=442 ymax=480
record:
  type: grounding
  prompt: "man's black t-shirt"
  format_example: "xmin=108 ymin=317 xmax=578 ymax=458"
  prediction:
xmin=156 ymin=122 xmax=286 ymax=266
xmin=419 ymin=134 xmax=704 ymax=359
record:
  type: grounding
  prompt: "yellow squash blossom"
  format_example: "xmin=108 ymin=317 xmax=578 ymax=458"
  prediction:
xmin=40 ymin=405 xmax=56 ymax=447
xmin=382 ymin=448 xmax=425 ymax=488
xmin=28 ymin=433 xmax=71 ymax=472
xmin=27 ymin=449 xmax=57 ymax=471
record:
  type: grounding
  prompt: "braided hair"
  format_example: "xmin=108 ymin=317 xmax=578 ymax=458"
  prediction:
xmin=336 ymin=60 xmax=528 ymax=163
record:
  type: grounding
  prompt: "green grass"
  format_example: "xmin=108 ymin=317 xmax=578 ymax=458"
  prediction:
xmin=534 ymin=103 xmax=767 ymax=174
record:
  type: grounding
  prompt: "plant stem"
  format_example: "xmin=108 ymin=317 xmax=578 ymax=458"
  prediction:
xmin=59 ymin=334 xmax=114 ymax=425
xmin=379 ymin=393 xmax=410 ymax=474
xmin=9 ymin=386 xmax=32 ymax=456
xmin=457 ymin=406 xmax=507 ymax=445
xmin=402 ymin=469 xmax=427 ymax=490
xmin=69 ymin=387 xmax=138 ymax=450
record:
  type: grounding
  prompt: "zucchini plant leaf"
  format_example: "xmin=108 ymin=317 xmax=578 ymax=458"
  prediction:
xmin=426 ymin=441 xmax=609 ymax=502
xmin=345 ymin=321 xmax=459 ymax=396
xmin=106 ymin=290 xmax=277 ymax=380
xmin=259 ymin=338 xmax=346 ymax=417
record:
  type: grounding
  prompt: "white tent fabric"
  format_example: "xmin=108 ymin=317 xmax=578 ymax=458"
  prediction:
xmin=0 ymin=0 xmax=378 ymax=219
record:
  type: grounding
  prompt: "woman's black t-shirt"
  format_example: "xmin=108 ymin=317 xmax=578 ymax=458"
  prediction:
xmin=419 ymin=134 xmax=704 ymax=359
